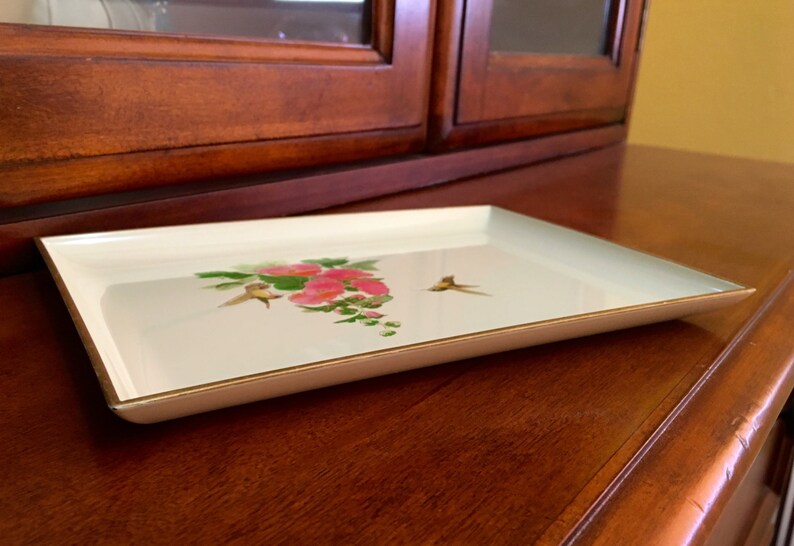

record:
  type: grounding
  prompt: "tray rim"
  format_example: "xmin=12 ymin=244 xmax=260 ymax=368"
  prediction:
xmin=36 ymin=205 xmax=755 ymax=419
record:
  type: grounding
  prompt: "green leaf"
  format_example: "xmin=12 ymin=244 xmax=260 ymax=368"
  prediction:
xmin=196 ymin=271 xmax=255 ymax=280
xmin=384 ymin=321 xmax=401 ymax=328
xmin=379 ymin=330 xmax=397 ymax=337
xmin=344 ymin=286 xmax=360 ymax=292
xmin=257 ymin=275 xmax=307 ymax=291
xmin=302 ymin=258 xmax=349 ymax=268
xmin=208 ymin=281 xmax=245 ymax=290
xmin=359 ymin=294 xmax=392 ymax=308
xmin=334 ymin=317 xmax=358 ymax=324
xmin=345 ymin=260 xmax=379 ymax=271
xmin=300 ymin=304 xmax=339 ymax=313
xmin=361 ymin=319 xmax=380 ymax=326
xmin=274 ymin=280 xmax=306 ymax=291
xmin=338 ymin=308 xmax=357 ymax=316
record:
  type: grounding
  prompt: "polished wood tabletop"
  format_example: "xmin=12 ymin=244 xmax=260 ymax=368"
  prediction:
xmin=1 ymin=145 xmax=793 ymax=544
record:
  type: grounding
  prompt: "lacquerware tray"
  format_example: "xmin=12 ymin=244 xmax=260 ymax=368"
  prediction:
xmin=37 ymin=206 xmax=753 ymax=423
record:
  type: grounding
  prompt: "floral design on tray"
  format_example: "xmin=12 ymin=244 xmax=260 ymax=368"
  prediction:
xmin=196 ymin=258 xmax=402 ymax=337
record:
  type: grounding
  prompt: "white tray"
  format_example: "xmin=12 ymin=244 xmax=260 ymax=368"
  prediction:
xmin=37 ymin=206 xmax=753 ymax=423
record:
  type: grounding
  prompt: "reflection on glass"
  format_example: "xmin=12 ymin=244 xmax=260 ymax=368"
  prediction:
xmin=489 ymin=0 xmax=614 ymax=56
xmin=0 ymin=0 xmax=371 ymax=44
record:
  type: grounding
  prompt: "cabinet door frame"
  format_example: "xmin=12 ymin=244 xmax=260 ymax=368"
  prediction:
xmin=430 ymin=0 xmax=646 ymax=150
xmin=0 ymin=0 xmax=434 ymax=206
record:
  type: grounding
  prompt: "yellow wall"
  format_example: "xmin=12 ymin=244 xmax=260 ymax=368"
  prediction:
xmin=628 ymin=1 xmax=794 ymax=164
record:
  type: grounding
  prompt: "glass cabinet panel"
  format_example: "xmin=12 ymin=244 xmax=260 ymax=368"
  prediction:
xmin=489 ymin=0 xmax=614 ymax=56
xmin=0 ymin=0 xmax=372 ymax=44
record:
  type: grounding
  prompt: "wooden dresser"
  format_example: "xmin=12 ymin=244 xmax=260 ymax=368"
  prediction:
xmin=2 ymin=144 xmax=793 ymax=544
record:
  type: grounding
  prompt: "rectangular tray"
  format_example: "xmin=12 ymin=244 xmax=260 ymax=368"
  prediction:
xmin=38 ymin=206 xmax=753 ymax=423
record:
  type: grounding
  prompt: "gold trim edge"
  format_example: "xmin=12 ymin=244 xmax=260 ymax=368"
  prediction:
xmin=35 ymin=237 xmax=125 ymax=409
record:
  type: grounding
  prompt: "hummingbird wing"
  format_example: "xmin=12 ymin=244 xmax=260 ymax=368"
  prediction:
xmin=450 ymin=286 xmax=491 ymax=296
xmin=219 ymin=293 xmax=253 ymax=307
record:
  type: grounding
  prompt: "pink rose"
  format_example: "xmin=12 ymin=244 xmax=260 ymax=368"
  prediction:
xmin=257 ymin=263 xmax=322 ymax=277
xmin=318 ymin=268 xmax=373 ymax=280
xmin=350 ymin=279 xmax=389 ymax=296
xmin=364 ymin=311 xmax=383 ymax=318
xmin=288 ymin=278 xmax=345 ymax=305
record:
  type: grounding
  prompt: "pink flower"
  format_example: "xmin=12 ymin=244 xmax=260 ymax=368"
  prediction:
xmin=288 ymin=278 xmax=345 ymax=305
xmin=364 ymin=311 xmax=383 ymax=318
xmin=318 ymin=268 xmax=373 ymax=280
xmin=350 ymin=279 xmax=389 ymax=296
xmin=257 ymin=263 xmax=322 ymax=277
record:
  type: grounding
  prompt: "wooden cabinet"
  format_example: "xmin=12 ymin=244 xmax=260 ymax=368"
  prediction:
xmin=0 ymin=0 xmax=434 ymax=205
xmin=430 ymin=0 xmax=647 ymax=149
xmin=0 ymin=0 xmax=647 ymax=209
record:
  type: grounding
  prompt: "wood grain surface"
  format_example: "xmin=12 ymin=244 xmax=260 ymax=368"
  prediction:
xmin=1 ymin=145 xmax=793 ymax=544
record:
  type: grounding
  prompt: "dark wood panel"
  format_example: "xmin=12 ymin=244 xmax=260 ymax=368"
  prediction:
xmin=0 ymin=125 xmax=626 ymax=275
xmin=470 ymin=64 xmax=630 ymax=121
xmin=0 ymin=53 xmax=417 ymax=163
xmin=0 ymin=0 xmax=431 ymax=198
xmin=435 ymin=108 xmax=625 ymax=150
xmin=1 ymin=146 xmax=793 ymax=544
xmin=0 ymin=126 xmax=423 ymax=208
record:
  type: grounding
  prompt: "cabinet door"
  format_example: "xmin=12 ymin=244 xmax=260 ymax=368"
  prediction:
xmin=0 ymin=0 xmax=433 ymax=206
xmin=431 ymin=0 xmax=646 ymax=149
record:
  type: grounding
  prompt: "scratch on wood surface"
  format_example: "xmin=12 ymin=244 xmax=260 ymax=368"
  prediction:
xmin=687 ymin=497 xmax=706 ymax=514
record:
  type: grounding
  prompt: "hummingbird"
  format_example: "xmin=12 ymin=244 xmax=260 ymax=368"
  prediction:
xmin=426 ymin=275 xmax=491 ymax=296
xmin=220 ymin=282 xmax=282 ymax=309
